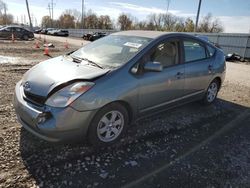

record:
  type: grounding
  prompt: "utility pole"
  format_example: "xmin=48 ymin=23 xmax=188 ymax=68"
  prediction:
xmin=195 ymin=0 xmax=202 ymax=32
xmin=81 ymin=0 xmax=84 ymax=29
xmin=25 ymin=0 xmax=33 ymax=30
xmin=47 ymin=0 xmax=55 ymax=27
xmin=47 ymin=4 xmax=51 ymax=19
xmin=4 ymin=3 xmax=7 ymax=25
xmin=47 ymin=3 xmax=52 ymax=27
xmin=166 ymin=0 xmax=170 ymax=14
xmin=51 ymin=0 xmax=53 ymax=24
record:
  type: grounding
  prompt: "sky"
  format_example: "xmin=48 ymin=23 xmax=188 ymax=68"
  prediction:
xmin=4 ymin=0 xmax=250 ymax=33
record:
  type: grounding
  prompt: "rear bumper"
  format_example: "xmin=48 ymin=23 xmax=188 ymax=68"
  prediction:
xmin=13 ymin=81 xmax=97 ymax=142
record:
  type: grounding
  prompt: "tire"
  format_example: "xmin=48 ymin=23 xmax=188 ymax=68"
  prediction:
xmin=22 ymin=35 xmax=29 ymax=40
xmin=88 ymin=103 xmax=129 ymax=147
xmin=202 ymin=79 xmax=219 ymax=105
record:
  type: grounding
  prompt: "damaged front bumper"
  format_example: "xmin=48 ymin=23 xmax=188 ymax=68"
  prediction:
xmin=13 ymin=81 xmax=97 ymax=142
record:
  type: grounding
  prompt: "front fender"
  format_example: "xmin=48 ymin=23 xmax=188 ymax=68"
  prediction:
xmin=70 ymin=69 xmax=139 ymax=117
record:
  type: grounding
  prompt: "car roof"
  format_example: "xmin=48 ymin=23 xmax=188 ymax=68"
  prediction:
xmin=111 ymin=30 xmax=170 ymax=39
xmin=111 ymin=30 xmax=200 ymax=40
xmin=1 ymin=25 xmax=30 ymax=31
xmin=6 ymin=25 xmax=24 ymax=28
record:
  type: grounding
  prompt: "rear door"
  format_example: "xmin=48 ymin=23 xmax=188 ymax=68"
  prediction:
xmin=182 ymin=38 xmax=214 ymax=95
xmin=137 ymin=38 xmax=185 ymax=112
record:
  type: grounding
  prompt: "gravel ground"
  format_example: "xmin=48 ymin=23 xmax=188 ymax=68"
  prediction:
xmin=0 ymin=40 xmax=250 ymax=188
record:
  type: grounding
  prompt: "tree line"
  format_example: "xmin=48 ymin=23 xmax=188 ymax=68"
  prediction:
xmin=121 ymin=12 xmax=223 ymax=33
xmin=41 ymin=9 xmax=113 ymax=30
xmin=0 ymin=0 xmax=224 ymax=33
xmin=42 ymin=9 xmax=223 ymax=33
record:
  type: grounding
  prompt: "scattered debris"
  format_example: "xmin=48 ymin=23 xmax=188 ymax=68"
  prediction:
xmin=43 ymin=43 xmax=55 ymax=48
xmin=226 ymin=53 xmax=244 ymax=62
xmin=125 ymin=160 xmax=138 ymax=167
xmin=99 ymin=172 xmax=109 ymax=179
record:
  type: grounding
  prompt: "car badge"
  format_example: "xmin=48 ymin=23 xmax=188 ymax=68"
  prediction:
xmin=23 ymin=81 xmax=31 ymax=91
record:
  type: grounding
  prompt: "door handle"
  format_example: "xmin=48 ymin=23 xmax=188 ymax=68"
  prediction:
xmin=208 ymin=64 xmax=213 ymax=74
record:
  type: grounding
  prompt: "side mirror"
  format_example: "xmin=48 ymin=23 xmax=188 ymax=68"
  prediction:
xmin=144 ymin=61 xmax=163 ymax=72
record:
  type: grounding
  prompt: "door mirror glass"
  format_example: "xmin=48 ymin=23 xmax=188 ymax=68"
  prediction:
xmin=144 ymin=61 xmax=163 ymax=72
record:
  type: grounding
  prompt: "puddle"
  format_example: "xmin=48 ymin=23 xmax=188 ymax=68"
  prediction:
xmin=0 ymin=55 xmax=25 ymax=64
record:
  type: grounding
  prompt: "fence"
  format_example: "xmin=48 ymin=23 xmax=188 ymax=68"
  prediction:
xmin=67 ymin=29 xmax=250 ymax=58
xmin=194 ymin=33 xmax=250 ymax=59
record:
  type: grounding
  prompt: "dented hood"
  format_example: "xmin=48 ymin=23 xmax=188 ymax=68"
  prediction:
xmin=22 ymin=56 xmax=109 ymax=97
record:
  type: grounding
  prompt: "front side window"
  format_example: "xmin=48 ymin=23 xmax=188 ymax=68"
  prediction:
xmin=150 ymin=41 xmax=179 ymax=68
xmin=72 ymin=35 xmax=152 ymax=68
xmin=184 ymin=40 xmax=207 ymax=62
xmin=14 ymin=28 xmax=21 ymax=32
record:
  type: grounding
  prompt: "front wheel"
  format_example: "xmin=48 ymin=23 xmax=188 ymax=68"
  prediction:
xmin=88 ymin=103 xmax=129 ymax=147
xmin=22 ymin=35 xmax=29 ymax=40
xmin=203 ymin=79 xmax=219 ymax=104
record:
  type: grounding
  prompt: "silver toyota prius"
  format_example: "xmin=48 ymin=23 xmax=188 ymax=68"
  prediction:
xmin=14 ymin=30 xmax=226 ymax=146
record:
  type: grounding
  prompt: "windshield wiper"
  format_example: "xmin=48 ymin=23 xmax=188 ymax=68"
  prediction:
xmin=70 ymin=55 xmax=82 ymax=64
xmin=81 ymin=57 xmax=104 ymax=69
xmin=69 ymin=55 xmax=103 ymax=69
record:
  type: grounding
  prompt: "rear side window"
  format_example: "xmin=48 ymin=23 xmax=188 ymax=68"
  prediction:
xmin=184 ymin=41 xmax=207 ymax=62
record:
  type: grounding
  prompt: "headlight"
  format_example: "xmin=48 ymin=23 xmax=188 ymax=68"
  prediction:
xmin=45 ymin=82 xmax=94 ymax=107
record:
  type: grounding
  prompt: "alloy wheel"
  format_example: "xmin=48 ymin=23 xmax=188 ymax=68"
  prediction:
xmin=97 ymin=110 xmax=124 ymax=142
xmin=207 ymin=82 xmax=218 ymax=102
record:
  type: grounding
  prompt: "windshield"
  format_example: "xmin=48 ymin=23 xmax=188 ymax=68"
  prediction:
xmin=71 ymin=35 xmax=152 ymax=68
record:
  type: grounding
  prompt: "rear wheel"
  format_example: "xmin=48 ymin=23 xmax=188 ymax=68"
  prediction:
xmin=203 ymin=79 xmax=219 ymax=104
xmin=88 ymin=103 xmax=129 ymax=147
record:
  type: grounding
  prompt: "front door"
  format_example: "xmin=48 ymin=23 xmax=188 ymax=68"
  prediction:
xmin=138 ymin=39 xmax=185 ymax=113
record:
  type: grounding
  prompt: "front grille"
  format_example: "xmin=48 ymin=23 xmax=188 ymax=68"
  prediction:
xmin=23 ymin=90 xmax=46 ymax=106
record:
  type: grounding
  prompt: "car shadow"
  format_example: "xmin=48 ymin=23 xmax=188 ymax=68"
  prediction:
xmin=19 ymin=98 xmax=249 ymax=187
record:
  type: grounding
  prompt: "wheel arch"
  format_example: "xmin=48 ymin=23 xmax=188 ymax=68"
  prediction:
xmin=86 ymin=100 xmax=134 ymax=146
xmin=212 ymin=76 xmax=222 ymax=90
xmin=100 ymin=100 xmax=134 ymax=124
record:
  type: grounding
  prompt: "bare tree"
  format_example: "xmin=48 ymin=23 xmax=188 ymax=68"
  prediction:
xmin=147 ymin=13 xmax=164 ymax=30
xmin=162 ymin=13 xmax=178 ymax=31
xmin=198 ymin=13 xmax=223 ymax=33
xmin=63 ymin=9 xmax=81 ymax=28
xmin=0 ymin=0 xmax=13 ymax=25
xmin=84 ymin=10 xmax=98 ymax=29
xmin=59 ymin=14 xmax=75 ymax=28
xmin=98 ymin=15 xmax=113 ymax=29
xmin=174 ymin=18 xmax=185 ymax=32
xmin=117 ymin=13 xmax=133 ymax=30
xmin=41 ymin=16 xmax=52 ymax=28
xmin=133 ymin=20 xmax=147 ymax=30
xmin=184 ymin=18 xmax=195 ymax=32
xmin=0 ymin=0 xmax=6 ymax=16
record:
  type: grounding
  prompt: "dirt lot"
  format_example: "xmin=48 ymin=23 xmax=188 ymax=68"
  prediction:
xmin=0 ymin=39 xmax=250 ymax=188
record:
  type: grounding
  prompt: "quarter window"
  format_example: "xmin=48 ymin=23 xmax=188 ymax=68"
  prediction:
xmin=184 ymin=41 xmax=207 ymax=62
xmin=207 ymin=45 xmax=216 ymax=57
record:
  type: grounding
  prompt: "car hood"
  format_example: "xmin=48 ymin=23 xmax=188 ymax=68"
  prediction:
xmin=22 ymin=55 xmax=109 ymax=97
